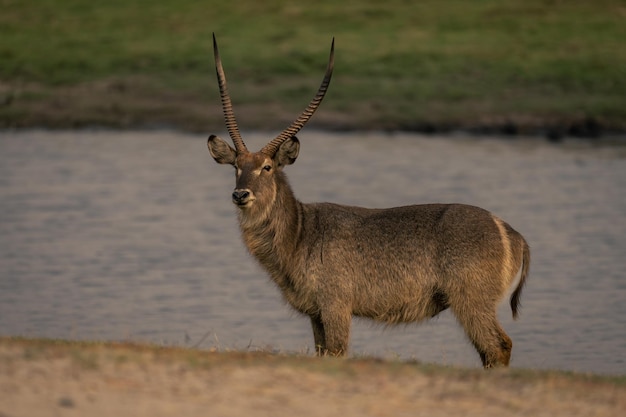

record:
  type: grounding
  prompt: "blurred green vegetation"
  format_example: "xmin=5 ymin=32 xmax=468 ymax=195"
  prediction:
xmin=1 ymin=0 xmax=625 ymax=134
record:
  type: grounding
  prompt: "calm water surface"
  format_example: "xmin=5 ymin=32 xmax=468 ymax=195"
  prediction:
xmin=1 ymin=130 xmax=625 ymax=374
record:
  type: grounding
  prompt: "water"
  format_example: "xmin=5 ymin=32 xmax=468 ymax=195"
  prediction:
xmin=1 ymin=130 xmax=625 ymax=374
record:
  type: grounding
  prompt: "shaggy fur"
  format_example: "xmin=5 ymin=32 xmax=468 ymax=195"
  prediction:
xmin=208 ymin=135 xmax=530 ymax=368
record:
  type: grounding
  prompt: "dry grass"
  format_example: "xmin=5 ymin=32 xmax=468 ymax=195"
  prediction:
xmin=1 ymin=337 xmax=624 ymax=416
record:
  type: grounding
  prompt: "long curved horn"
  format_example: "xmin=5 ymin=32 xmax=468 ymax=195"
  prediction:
xmin=261 ymin=38 xmax=335 ymax=156
xmin=213 ymin=33 xmax=247 ymax=153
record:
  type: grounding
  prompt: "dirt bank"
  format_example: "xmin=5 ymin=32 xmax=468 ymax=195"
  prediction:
xmin=1 ymin=80 xmax=622 ymax=140
xmin=0 ymin=338 xmax=623 ymax=417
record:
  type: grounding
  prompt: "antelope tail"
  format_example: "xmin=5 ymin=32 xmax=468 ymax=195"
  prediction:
xmin=510 ymin=239 xmax=530 ymax=320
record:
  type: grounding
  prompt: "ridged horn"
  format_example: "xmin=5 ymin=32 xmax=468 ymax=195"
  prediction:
xmin=261 ymin=38 xmax=335 ymax=157
xmin=213 ymin=33 xmax=247 ymax=153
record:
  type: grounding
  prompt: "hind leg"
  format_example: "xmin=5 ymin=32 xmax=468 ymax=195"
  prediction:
xmin=470 ymin=327 xmax=512 ymax=368
xmin=452 ymin=306 xmax=512 ymax=368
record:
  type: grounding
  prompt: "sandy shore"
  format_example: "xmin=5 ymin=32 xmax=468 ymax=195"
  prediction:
xmin=0 ymin=338 xmax=623 ymax=417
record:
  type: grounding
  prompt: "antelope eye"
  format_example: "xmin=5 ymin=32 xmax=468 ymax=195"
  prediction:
xmin=263 ymin=165 xmax=272 ymax=172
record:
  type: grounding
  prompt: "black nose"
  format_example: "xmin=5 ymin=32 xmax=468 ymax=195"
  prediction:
xmin=232 ymin=190 xmax=250 ymax=204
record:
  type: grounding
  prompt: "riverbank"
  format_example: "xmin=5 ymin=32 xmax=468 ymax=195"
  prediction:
xmin=1 ymin=79 xmax=619 ymax=140
xmin=0 ymin=337 xmax=623 ymax=417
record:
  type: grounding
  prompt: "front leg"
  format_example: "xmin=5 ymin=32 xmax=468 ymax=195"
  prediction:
xmin=318 ymin=307 xmax=352 ymax=356
xmin=309 ymin=315 xmax=326 ymax=355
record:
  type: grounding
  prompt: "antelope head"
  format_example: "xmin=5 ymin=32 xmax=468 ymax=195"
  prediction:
xmin=207 ymin=34 xmax=334 ymax=216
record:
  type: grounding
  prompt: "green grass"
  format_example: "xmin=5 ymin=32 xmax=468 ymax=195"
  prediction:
xmin=1 ymin=0 xmax=625 ymax=134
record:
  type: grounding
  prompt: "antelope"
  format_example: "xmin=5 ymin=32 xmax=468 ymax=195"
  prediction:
xmin=207 ymin=35 xmax=530 ymax=368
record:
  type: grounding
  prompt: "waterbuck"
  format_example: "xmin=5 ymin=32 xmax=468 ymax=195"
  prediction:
xmin=207 ymin=35 xmax=530 ymax=368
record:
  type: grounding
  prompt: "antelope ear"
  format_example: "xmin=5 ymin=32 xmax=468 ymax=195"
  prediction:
xmin=275 ymin=136 xmax=300 ymax=167
xmin=208 ymin=135 xmax=236 ymax=165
